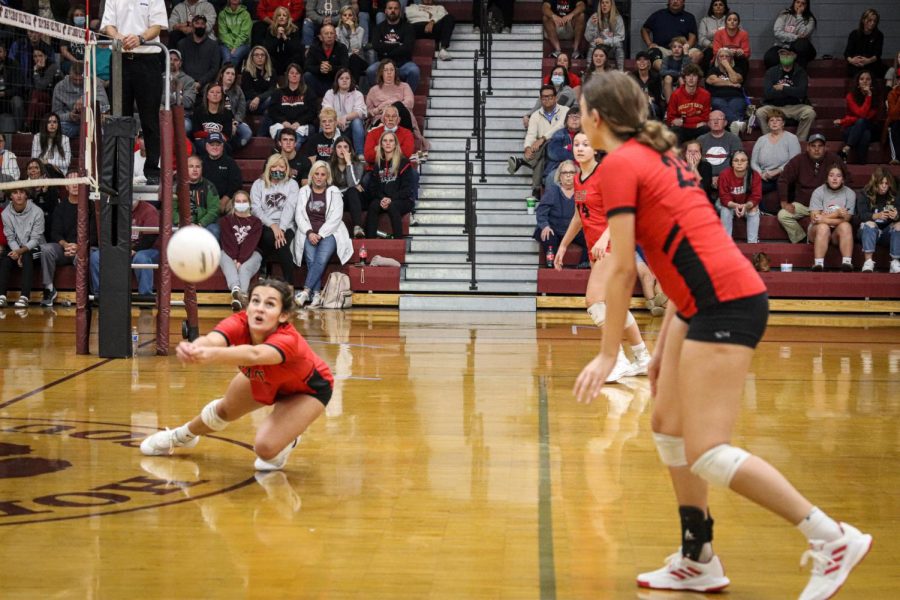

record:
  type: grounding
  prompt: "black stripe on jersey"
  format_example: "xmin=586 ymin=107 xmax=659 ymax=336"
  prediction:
xmin=662 ymin=223 xmax=681 ymax=254
xmin=577 ymin=162 xmax=599 ymax=185
xmin=211 ymin=330 xmax=230 ymax=346
xmin=607 ymin=206 xmax=636 ymax=218
xmin=264 ymin=343 xmax=286 ymax=363
xmin=671 ymin=236 xmax=720 ymax=310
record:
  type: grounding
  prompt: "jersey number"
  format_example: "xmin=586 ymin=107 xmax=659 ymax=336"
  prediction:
xmin=661 ymin=154 xmax=700 ymax=189
xmin=578 ymin=202 xmax=590 ymax=220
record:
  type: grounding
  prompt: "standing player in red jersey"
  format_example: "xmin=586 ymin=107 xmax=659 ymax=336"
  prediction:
xmin=555 ymin=131 xmax=651 ymax=383
xmin=574 ymin=71 xmax=871 ymax=600
xmin=140 ymin=278 xmax=334 ymax=471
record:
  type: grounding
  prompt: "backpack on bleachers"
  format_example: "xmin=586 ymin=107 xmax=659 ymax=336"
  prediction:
xmin=320 ymin=272 xmax=353 ymax=309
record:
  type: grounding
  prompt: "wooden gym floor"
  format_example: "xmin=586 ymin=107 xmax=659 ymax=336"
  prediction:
xmin=0 ymin=307 xmax=897 ymax=599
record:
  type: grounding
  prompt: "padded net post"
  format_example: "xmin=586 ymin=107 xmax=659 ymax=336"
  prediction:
xmin=98 ymin=116 xmax=138 ymax=358
xmin=155 ymin=108 xmax=175 ymax=356
xmin=172 ymin=104 xmax=200 ymax=342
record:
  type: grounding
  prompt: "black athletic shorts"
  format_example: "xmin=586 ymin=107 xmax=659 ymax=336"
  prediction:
xmin=677 ymin=292 xmax=769 ymax=349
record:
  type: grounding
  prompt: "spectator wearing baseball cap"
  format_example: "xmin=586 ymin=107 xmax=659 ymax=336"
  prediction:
xmin=629 ymin=50 xmax=665 ymax=120
xmin=763 ymin=1 xmax=817 ymax=70
xmin=168 ymin=0 xmax=218 ymax=50
xmin=755 ymin=42 xmax=816 ymax=141
xmin=177 ymin=13 xmax=222 ymax=89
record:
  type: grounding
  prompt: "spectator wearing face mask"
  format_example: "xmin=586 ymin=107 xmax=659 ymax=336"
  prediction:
xmin=251 ymin=153 xmax=300 ymax=286
xmin=218 ymin=189 xmax=263 ymax=311
xmin=177 ymin=14 xmax=222 ymax=89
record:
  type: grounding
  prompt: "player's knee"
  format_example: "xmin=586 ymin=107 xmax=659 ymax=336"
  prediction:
xmin=624 ymin=310 xmax=636 ymax=329
xmin=254 ymin=438 xmax=280 ymax=461
xmin=587 ymin=302 xmax=606 ymax=327
xmin=200 ymin=398 xmax=229 ymax=431
xmin=652 ymin=432 xmax=688 ymax=467
xmin=689 ymin=443 xmax=751 ymax=487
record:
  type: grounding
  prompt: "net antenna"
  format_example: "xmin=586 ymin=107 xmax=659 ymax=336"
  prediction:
xmin=0 ymin=7 xmax=101 ymax=194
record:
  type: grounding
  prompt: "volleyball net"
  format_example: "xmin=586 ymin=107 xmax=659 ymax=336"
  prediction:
xmin=0 ymin=6 xmax=102 ymax=193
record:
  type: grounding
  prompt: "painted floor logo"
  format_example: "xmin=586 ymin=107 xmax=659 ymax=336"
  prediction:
xmin=0 ymin=418 xmax=256 ymax=526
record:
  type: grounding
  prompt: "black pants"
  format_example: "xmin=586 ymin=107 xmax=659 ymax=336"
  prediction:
xmin=0 ymin=249 xmax=36 ymax=298
xmin=412 ymin=16 xmax=456 ymax=50
xmin=473 ymin=0 xmax=515 ymax=29
xmin=343 ymin=186 xmax=367 ymax=230
xmin=366 ymin=196 xmax=412 ymax=238
xmin=348 ymin=53 xmax=369 ymax=86
xmin=257 ymin=226 xmax=297 ymax=285
xmin=115 ymin=53 xmax=164 ymax=177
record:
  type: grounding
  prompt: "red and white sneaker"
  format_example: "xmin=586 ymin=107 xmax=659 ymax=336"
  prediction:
xmin=798 ymin=522 xmax=872 ymax=600
xmin=636 ymin=552 xmax=730 ymax=592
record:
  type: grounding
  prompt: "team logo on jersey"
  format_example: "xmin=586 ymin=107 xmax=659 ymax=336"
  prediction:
xmin=0 ymin=418 xmax=255 ymax=525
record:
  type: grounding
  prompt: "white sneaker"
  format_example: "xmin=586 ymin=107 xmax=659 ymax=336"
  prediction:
xmin=606 ymin=351 xmax=634 ymax=383
xmin=294 ymin=289 xmax=310 ymax=307
xmin=230 ymin=286 xmax=242 ymax=311
xmin=729 ymin=121 xmax=745 ymax=135
xmin=861 ymin=259 xmax=875 ymax=272
xmin=254 ymin=436 xmax=300 ymax=471
xmin=309 ymin=292 xmax=322 ymax=308
xmin=438 ymin=48 xmax=452 ymax=61
xmin=140 ymin=428 xmax=200 ymax=456
xmin=891 ymin=259 xmax=900 ymax=274
xmin=798 ymin=522 xmax=872 ymax=600
xmin=0 ymin=295 xmax=7 ymax=308
xmin=628 ymin=350 xmax=651 ymax=376
xmin=14 ymin=296 xmax=28 ymax=308
xmin=636 ymin=552 xmax=730 ymax=592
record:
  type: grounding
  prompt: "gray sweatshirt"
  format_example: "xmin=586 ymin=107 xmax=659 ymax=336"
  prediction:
xmin=250 ymin=178 xmax=300 ymax=231
xmin=2 ymin=199 xmax=45 ymax=251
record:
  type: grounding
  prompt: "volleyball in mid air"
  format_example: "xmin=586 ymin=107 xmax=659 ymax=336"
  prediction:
xmin=167 ymin=225 xmax=221 ymax=283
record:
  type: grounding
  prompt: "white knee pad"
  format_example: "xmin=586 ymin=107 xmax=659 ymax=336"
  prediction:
xmin=652 ymin=433 xmax=688 ymax=467
xmin=200 ymin=399 xmax=229 ymax=431
xmin=625 ymin=311 xmax=636 ymax=328
xmin=690 ymin=444 xmax=751 ymax=487
xmin=587 ymin=302 xmax=606 ymax=327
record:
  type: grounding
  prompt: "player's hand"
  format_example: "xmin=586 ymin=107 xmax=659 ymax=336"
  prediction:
xmin=590 ymin=239 xmax=607 ymax=262
xmin=553 ymin=243 xmax=567 ymax=270
xmin=573 ymin=353 xmax=617 ymax=403
xmin=176 ymin=341 xmax=199 ymax=363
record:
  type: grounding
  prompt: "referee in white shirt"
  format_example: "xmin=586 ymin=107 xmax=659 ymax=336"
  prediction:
xmin=100 ymin=0 xmax=168 ymax=185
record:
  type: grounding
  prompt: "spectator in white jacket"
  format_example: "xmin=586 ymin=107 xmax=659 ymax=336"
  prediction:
xmin=508 ymin=84 xmax=570 ymax=197
xmin=322 ymin=68 xmax=367 ymax=160
xmin=291 ymin=161 xmax=352 ymax=307
xmin=585 ymin=0 xmax=626 ymax=70
xmin=0 ymin=135 xmax=20 ymax=183
xmin=250 ymin=153 xmax=300 ymax=288
xmin=406 ymin=0 xmax=456 ymax=61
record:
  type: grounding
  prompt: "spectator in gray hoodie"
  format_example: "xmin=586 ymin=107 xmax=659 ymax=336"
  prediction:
xmin=250 ymin=153 xmax=300 ymax=288
xmin=0 ymin=187 xmax=45 ymax=308
xmin=52 ymin=63 xmax=110 ymax=139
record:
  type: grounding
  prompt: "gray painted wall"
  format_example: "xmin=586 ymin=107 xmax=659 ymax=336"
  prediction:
xmin=626 ymin=0 xmax=899 ymax=62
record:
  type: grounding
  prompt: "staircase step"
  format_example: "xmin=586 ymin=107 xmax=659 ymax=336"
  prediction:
xmin=435 ymin=61 xmax=542 ymax=73
xmin=432 ymin=77 xmax=544 ymax=90
xmin=409 ymin=224 xmax=533 ymax=236
xmin=429 ymin=96 xmax=536 ymax=110
xmin=405 ymin=252 xmax=538 ymax=266
xmin=405 ymin=264 xmax=537 ymax=282
xmin=413 ymin=212 xmax=536 ymax=226
xmin=420 ymin=185 xmax=531 ymax=200
xmin=410 ymin=237 xmax=538 ymax=253
xmin=399 ymin=280 xmax=538 ymax=293
xmin=420 ymin=174 xmax=533 ymax=186
xmin=422 ymin=159 xmax=527 ymax=176
xmin=429 ymin=138 xmax=523 ymax=153
xmin=416 ymin=199 xmax=528 ymax=211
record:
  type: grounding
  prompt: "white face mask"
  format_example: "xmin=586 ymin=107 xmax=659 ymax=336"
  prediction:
xmin=383 ymin=125 xmax=398 ymax=133
xmin=234 ymin=202 xmax=250 ymax=213
xmin=551 ymin=75 xmax=564 ymax=86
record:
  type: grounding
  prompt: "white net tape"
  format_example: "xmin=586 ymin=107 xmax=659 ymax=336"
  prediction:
xmin=0 ymin=6 xmax=100 ymax=193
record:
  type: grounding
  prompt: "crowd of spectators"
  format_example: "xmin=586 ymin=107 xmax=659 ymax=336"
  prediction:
xmin=523 ymin=0 xmax=899 ymax=274
xmin=0 ymin=0 xmax=462 ymax=308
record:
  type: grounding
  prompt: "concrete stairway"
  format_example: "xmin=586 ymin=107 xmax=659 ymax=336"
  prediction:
xmin=402 ymin=26 xmax=542 ymax=293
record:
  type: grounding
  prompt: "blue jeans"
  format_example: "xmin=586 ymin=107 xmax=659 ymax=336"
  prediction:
xmin=232 ymin=121 xmax=252 ymax=149
xmin=220 ymin=43 xmax=250 ymax=68
xmin=60 ymin=119 xmax=80 ymax=139
xmin=842 ymin=119 xmax=874 ymax=164
xmin=345 ymin=117 xmax=366 ymax=155
xmin=303 ymin=234 xmax=337 ymax=292
xmin=366 ymin=60 xmax=420 ymax=94
xmin=711 ymin=96 xmax=747 ymax=125
xmin=860 ymin=222 xmax=900 ymax=258
xmin=90 ymin=247 xmax=160 ymax=295
xmin=205 ymin=222 xmax=221 ymax=241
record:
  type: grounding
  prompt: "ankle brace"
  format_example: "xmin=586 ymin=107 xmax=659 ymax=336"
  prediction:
xmin=679 ymin=506 xmax=712 ymax=561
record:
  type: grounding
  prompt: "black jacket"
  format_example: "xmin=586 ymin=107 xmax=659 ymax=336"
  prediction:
xmin=304 ymin=41 xmax=350 ymax=83
xmin=372 ymin=17 xmax=415 ymax=66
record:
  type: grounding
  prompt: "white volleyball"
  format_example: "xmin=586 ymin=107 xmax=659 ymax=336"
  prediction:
xmin=167 ymin=225 xmax=221 ymax=283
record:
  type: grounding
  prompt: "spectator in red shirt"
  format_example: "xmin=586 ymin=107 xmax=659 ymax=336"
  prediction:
xmin=717 ymin=149 xmax=762 ymax=243
xmin=834 ymin=70 xmax=879 ymax=164
xmin=666 ymin=63 xmax=711 ymax=143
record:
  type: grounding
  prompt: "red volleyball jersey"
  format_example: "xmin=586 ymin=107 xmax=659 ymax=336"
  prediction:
xmin=213 ymin=313 xmax=334 ymax=405
xmin=598 ymin=139 xmax=766 ymax=318
xmin=573 ymin=162 xmax=608 ymax=250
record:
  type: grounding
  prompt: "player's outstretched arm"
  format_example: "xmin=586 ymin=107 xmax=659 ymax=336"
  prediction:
xmin=178 ymin=340 xmax=283 ymax=367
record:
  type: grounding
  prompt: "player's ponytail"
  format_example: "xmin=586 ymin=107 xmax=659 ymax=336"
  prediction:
xmin=581 ymin=71 xmax=677 ymax=154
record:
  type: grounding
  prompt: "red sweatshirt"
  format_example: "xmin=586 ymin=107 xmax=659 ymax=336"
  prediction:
xmin=666 ymin=86 xmax=712 ymax=129
xmin=839 ymin=92 xmax=878 ymax=128
xmin=364 ymin=125 xmax=415 ymax=166
xmin=713 ymin=29 xmax=751 ymax=59
xmin=256 ymin=0 xmax=305 ymax=23
xmin=717 ymin=167 xmax=762 ymax=207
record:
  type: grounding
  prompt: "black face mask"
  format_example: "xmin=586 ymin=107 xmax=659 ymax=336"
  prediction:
xmin=194 ymin=27 xmax=206 ymax=37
